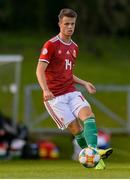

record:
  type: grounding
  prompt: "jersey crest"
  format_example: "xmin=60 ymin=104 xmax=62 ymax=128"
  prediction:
xmin=73 ymin=49 xmax=76 ymax=58
xmin=42 ymin=48 xmax=48 ymax=55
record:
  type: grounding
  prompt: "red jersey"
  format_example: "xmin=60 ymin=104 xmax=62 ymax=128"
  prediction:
xmin=39 ymin=35 xmax=78 ymax=96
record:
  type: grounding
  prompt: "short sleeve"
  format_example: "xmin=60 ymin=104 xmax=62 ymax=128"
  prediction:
xmin=39 ymin=41 xmax=54 ymax=63
xmin=76 ymin=46 xmax=78 ymax=57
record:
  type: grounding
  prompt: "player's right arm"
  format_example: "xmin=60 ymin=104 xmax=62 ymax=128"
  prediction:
xmin=36 ymin=62 xmax=55 ymax=101
xmin=36 ymin=40 xmax=55 ymax=101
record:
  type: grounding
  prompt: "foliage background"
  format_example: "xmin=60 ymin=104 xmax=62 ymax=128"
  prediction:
xmin=1 ymin=0 xmax=130 ymax=36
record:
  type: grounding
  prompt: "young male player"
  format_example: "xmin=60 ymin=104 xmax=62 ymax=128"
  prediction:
xmin=36 ymin=8 xmax=113 ymax=169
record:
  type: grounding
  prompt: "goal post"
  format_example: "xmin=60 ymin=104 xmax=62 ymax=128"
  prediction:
xmin=0 ymin=55 xmax=23 ymax=127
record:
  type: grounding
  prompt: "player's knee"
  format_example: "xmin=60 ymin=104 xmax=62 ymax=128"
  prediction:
xmin=68 ymin=121 xmax=83 ymax=135
xmin=71 ymin=128 xmax=82 ymax=136
xmin=78 ymin=107 xmax=95 ymax=121
xmin=81 ymin=113 xmax=95 ymax=121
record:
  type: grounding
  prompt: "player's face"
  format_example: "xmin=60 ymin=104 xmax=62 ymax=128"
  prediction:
xmin=59 ymin=16 xmax=76 ymax=38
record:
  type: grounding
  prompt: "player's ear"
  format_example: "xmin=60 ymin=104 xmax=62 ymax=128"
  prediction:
xmin=58 ymin=21 xmax=60 ymax=27
xmin=58 ymin=18 xmax=62 ymax=27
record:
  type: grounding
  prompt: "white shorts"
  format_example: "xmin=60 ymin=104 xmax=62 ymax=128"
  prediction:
xmin=44 ymin=91 xmax=90 ymax=130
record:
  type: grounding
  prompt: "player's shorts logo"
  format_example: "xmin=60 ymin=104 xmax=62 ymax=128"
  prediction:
xmin=42 ymin=48 xmax=48 ymax=55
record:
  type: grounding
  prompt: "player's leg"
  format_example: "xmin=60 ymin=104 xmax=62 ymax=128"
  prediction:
xmin=44 ymin=94 xmax=87 ymax=149
xmin=78 ymin=107 xmax=113 ymax=159
xmin=78 ymin=106 xmax=98 ymax=148
xmin=69 ymin=91 xmax=112 ymax=169
xmin=70 ymin=92 xmax=112 ymax=156
xmin=78 ymin=106 xmax=106 ymax=169
xmin=70 ymin=92 xmax=98 ymax=149
xmin=67 ymin=114 xmax=105 ymax=170
xmin=67 ymin=119 xmax=87 ymax=149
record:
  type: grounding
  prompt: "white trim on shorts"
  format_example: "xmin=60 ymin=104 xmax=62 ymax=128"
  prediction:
xmin=44 ymin=101 xmax=64 ymax=129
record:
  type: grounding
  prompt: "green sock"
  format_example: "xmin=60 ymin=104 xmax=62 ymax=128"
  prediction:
xmin=75 ymin=131 xmax=87 ymax=149
xmin=83 ymin=117 xmax=98 ymax=148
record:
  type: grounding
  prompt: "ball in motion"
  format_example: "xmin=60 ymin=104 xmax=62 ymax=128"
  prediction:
xmin=79 ymin=147 xmax=100 ymax=168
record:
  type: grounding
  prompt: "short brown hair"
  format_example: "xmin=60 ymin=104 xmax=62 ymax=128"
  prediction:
xmin=58 ymin=8 xmax=77 ymax=21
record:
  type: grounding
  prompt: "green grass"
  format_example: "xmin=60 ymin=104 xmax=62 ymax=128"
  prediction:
xmin=0 ymin=134 xmax=130 ymax=179
xmin=0 ymin=160 xmax=130 ymax=179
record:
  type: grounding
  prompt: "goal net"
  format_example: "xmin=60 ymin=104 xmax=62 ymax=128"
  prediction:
xmin=0 ymin=55 xmax=23 ymax=126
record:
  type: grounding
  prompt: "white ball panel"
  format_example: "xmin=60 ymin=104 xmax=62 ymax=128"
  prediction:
xmin=94 ymin=154 xmax=100 ymax=162
xmin=79 ymin=156 xmax=86 ymax=164
xmin=85 ymin=148 xmax=93 ymax=156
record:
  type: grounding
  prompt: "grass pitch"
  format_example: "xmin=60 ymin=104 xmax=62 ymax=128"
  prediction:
xmin=0 ymin=159 xmax=130 ymax=179
xmin=1 ymin=135 xmax=130 ymax=179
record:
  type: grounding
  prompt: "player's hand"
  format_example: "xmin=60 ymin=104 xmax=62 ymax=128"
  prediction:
xmin=84 ymin=81 xmax=96 ymax=94
xmin=43 ymin=89 xmax=55 ymax=101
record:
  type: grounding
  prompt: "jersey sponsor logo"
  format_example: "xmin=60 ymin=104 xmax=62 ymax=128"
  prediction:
xmin=42 ymin=48 xmax=48 ymax=55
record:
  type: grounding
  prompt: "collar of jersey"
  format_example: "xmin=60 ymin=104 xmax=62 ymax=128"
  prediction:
xmin=57 ymin=35 xmax=72 ymax=45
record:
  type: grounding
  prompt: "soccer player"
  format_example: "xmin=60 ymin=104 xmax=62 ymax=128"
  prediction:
xmin=36 ymin=8 xmax=113 ymax=169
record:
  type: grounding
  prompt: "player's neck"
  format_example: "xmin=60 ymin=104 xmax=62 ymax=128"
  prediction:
xmin=58 ymin=33 xmax=71 ymax=44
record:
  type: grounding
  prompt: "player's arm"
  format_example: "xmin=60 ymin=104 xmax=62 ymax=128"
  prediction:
xmin=37 ymin=41 xmax=55 ymax=101
xmin=36 ymin=62 xmax=55 ymax=101
xmin=73 ymin=75 xmax=96 ymax=94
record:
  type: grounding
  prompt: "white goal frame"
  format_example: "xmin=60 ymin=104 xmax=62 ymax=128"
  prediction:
xmin=24 ymin=83 xmax=130 ymax=134
xmin=0 ymin=55 xmax=23 ymax=126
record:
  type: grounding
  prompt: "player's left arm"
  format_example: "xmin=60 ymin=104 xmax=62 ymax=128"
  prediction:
xmin=73 ymin=75 xmax=96 ymax=94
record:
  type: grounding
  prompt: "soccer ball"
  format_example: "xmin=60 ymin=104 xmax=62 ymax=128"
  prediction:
xmin=79 ymin=147 xmax=100 ymax=168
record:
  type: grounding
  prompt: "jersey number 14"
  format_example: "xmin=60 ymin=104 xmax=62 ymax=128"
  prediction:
xmin=65 ymin=59 xmax=72 ymax=70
